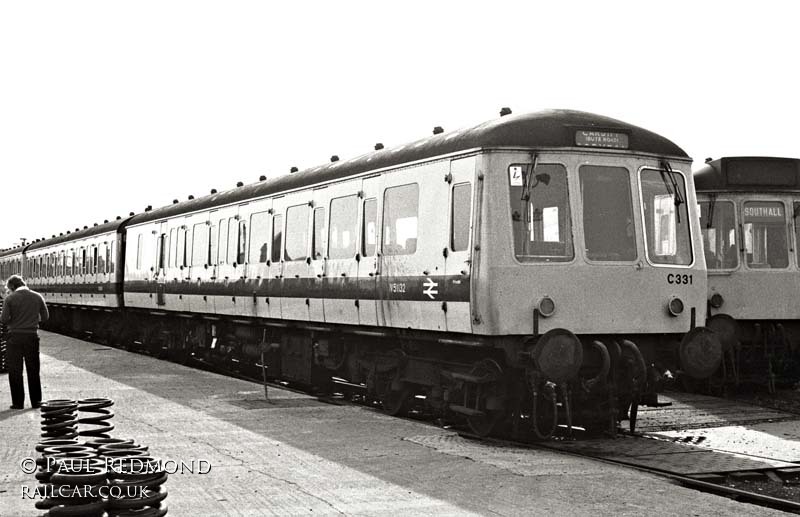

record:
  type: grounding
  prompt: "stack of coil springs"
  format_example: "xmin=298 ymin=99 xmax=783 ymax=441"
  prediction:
xmin=31 ymin=398 xmax=169 ymax=516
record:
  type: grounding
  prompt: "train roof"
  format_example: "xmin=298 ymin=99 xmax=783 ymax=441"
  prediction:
xmin=25 ymin=218 xmax=129 ymax=252
xmin=694 ymin=157 xmax=800 ymax=192
xmin=0 ymin=245 xmax=28 ymax=259
xmin=127 ymin=109 xmax=688 ymax=226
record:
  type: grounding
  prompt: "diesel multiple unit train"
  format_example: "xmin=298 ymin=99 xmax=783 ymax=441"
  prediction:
xmin=695 ymin=157 xmax=800 ymax=392
xmin=0 ymin=109 xmax=723 ymax=437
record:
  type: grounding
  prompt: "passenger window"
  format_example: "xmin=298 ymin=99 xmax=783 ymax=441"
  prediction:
xmin=313 ymin=207 xmax=326 ymax=260
xmin=237 ymin=219 xmax=247 ymax=264
xmin=329 ymin=195 xmax=358 ymax=259
xmin=248 ymin=211 xmax=270 ymax=263
xmin=510 ymin=163 xmax=573 ymax=261
xmin=168 ymin=229 xmax=176 ymax=267
xmin=271 ymin=214 xmax=283 ymax=263
xmin=109 ymin=241 xmax=115 ymax=274
xmin=177 ymin=228 xmax=187 ymax=267
xmin=451 ymin=182 xmax=471 ymax=252
xmin=81 ymin=247 xmax=88 ymax=274
xmin=383 ymin=184 xmax=418 ymax=255
xmin=227 ymin=218 xmax=238 ymax=264
xmin=157 ymin=235 xmax=166 ymax=270
xmin=66 ymin=250 xmax=72 ymax=276
xmin=796 ymin=203 xmax=800 ymax=267
xmin=743 ymin=201 xmax=788 ymax=269
xmin=218 ymin=218 xmax=228 ymax=265
xmin=192 ymin=223 xmax=209 ymax=266
xmin=640 ymin=169 xmax=692 ymax=265
xmin=209 ymin=222 xmax=219 ymax=266
xmin=362 ymin=198 xmax=377 ymax=257
xmin=580 ymin=165 xmax=636 ymax=261
xmin=98 ymin=244 xmax=106 ymax=273
xmin=285 ymin=205 xmax=310 ymax=261
xmin=699 ymin=200 xmax=738 ymax=269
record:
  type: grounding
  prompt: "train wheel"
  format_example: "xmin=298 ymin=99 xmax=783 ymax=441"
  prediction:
xmin=466 ymin=359 xmax=506 ymax=437
xmin=382 ymin=384 xmax=411 ymax=416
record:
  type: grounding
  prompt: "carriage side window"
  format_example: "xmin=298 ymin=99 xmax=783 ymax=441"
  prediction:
xmin=237 ymin=219 xmax=247 ymax=264
xmin=451 ymin=182 xmax=472 ymax=252
xmin=166 ymin=229 xmax=175 ymax=267
xmin=271 ymin=214 xmax=283 ymax=263
xmin=192 ymin=223 xmax=209 ymax=267
xmin=98 ymin=243 xmax=106 ymax=273
xmin=285 ymin=204 xmax=310 ymax=261
xmin=743 ymin=201 xmax=788 ymax=269
xmin=362 ymin=198 xmax=377 ymax=257
xmin=383 ymin=184 xmax=419 ymax=255
xmin=209 ymin=222 xmax=219 ymax=266
xmin=248 ymin=211 xmax=270 ymax=264
xmin=109 ymin=241 xmax=115 ymax=274
xmin=227 ymin=218 xmax=239 ymax=265
xmin=82 ymin=247 xmax=88 ymax=274
xmin=176 ymin=228 xmax=187 ymax=267
xmin=329 ymin=195 xmax=358 ymax=259
xmin=218 ymin=218 xmax=228 ymax=265
xmin=640 ymin=169 xmax=692 ymax=265
xmin=795 ymin=202 xmax=800 ymax=267
xmin=698 ymin=200 xmax=737 ymax=269
xmin=156 ymin=234 xmax=167 ymax=270
xmin=313 ymin=207 xmax=326 ymax=260
xmin=66 ymin=250 xmax=72 ymax=276
xmin=580 ymin=165 xmax=636 ymax=261
xmin=510 ymin=163 xmax=572 ymax=261
xmin=93 ymin=245 xmax=99 ymax=274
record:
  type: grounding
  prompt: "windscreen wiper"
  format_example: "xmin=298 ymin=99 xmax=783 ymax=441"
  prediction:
xmin=522 ymin=152 xmax=539 ymax=201
xmin=706 ymin=194 xmax=716 ymax=229
xmin=659 ymin=160 xmax=684 ymax=223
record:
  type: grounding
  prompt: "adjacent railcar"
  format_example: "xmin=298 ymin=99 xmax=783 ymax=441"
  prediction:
xmin=695 ymin=157 xmax=800 ymax=391
xmin=27 ymin=109 xmax=719 ymax=437
xmin=24 ymin=220 xmax=126 ymax=337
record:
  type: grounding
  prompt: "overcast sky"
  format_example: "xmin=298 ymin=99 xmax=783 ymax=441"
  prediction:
xmin=1 ymin=1 xmax=797 ymax=249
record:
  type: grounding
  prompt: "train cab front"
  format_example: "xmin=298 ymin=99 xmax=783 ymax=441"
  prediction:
xmin=483 ymin=147 xmax=721 ymax=433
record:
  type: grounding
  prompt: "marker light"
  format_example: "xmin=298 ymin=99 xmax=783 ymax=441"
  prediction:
xmin=538 ymin=296 xmax=556 ymax=317
xmin=709 ymin=293 xmax=724 ymax=308
xmin=668 ymin=296 xmax=684 ymax=317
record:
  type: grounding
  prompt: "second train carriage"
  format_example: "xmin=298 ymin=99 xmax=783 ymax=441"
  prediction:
xmin=695 ymin=157 xmax=800 ymax=391
xmin=20 ymin=109 xmax=720 ymax=437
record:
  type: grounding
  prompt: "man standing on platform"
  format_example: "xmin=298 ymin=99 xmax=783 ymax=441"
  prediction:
xmin=1 ymin=275 xmax=48 ymax=409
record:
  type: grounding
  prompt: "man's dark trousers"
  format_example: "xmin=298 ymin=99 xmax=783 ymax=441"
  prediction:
xmin=7 ymin=333 xmax=41 ymax=407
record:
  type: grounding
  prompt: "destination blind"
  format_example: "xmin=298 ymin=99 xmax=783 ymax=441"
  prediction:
xmin=742 ymin=202 xmax=785 ymax=223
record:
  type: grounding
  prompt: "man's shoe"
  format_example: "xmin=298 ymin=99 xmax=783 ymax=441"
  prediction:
xmin=31 ymin=402 xmax=41 ymax=409
xmin=9 ymin=405 xmax=23 ymax=410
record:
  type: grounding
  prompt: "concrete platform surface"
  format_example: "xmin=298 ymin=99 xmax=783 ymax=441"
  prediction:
xmin=0 ymin=332 xmax=785 ymax=516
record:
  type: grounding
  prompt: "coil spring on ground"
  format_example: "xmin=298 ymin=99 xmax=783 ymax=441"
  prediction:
xmin=40 ymin=400 xmax=79 ymax=439
xmin=34 ymin=441 xmax=82 ymax=485
xmin=106 ymin=456 xmax=169 ymax=517
xmin=41 ymin=463 xmax=108 ymax=517
xmin=34 ymin=445 xmax=105 ymax=516
xmin=77 ymin=398 xmax=115 ymax=438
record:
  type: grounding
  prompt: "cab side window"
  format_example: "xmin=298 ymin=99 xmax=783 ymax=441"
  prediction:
xmin=699 ymin=200 xmax=737 ymax=269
